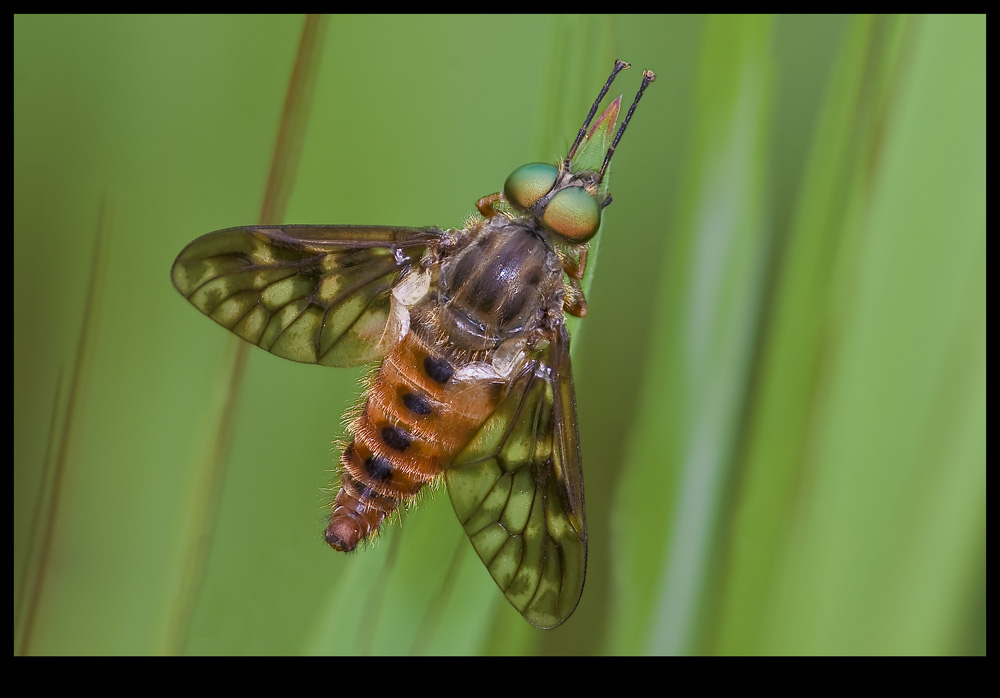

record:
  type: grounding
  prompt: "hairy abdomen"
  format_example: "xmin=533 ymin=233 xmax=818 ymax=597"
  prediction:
xmin=324 ymin=325 xmax=503 ymax=551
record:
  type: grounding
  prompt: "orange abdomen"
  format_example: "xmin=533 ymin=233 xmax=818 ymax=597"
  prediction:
xmin=324 ymin=328 xmax=502 ymax=551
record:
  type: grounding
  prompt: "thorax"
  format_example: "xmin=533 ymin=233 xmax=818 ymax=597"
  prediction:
xmin=424 ymin=217 xmax=564 ymax=353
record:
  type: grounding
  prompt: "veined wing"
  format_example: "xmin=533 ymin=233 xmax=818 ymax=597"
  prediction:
xmin=445 ymin=325 xmax=586 ymax=629
xmin=171 ymin=225 xmax=444 ymax=367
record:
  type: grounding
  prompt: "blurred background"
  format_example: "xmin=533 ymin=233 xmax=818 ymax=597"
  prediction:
xmin=14 ymin=15 xmax=984 ymax=655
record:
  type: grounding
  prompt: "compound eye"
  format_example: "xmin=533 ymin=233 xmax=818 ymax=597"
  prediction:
xmin=504 ymin=163 xmax=558 ymax=210
xmin=542 ymin=186 xmax=601 ymax=241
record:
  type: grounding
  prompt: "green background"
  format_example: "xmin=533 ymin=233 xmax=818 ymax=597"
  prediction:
xmin=14 ymin=14 xmax=985 ymax=655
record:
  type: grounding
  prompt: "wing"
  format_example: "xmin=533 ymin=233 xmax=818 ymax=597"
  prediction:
xmin=171 ymin=224 xmax=444 ymax=367
xmin=445 ymin=325 xmax=586 ymax=629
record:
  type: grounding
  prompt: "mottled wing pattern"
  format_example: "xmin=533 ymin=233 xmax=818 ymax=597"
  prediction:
xmin=445 ymin=325 xmax=586 ymax=628
xmin=171 ymin=225 xmax=443 ymax=367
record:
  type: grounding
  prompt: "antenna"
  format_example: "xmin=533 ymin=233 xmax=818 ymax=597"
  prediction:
xmin=599 ymin=70 xmax=656 ymax=182
xmin=564 ymin=59 xmax=630 ymax=166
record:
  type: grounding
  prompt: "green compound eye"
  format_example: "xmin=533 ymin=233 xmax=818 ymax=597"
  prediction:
xmin=542 ymin=186 xmax=601 ymax=241
xmin=504 ymin=162 xmax=558 ymax=210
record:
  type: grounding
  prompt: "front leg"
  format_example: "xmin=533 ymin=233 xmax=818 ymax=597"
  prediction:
xmin=476 ymin=192 xmax=506 ymax=218
xmin=560 ymin=244 xmax=590 ymax=317
xmin=563 ymin=278 xmax=589 ymax=318
xmin=562 ymin=245 xmax=589 ymax=280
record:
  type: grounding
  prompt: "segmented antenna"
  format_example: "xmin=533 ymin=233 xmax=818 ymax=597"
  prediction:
xmin=564 ymin=59 xmax=630 ymax=166
xmin=599 ymin=69 xmax=656 ymax=182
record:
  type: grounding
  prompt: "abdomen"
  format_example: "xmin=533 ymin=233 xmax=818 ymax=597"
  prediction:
xmin=324 ymin=320 xmax=504 ymax=551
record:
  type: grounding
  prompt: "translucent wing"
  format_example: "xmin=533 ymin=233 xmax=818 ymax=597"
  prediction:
xmin=445 ymin=325 xmax=586 ymax=629
xmin=171 ymin=225 xmax=444 ymax=366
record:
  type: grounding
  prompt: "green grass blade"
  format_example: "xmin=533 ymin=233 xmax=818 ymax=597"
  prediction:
xmin=609 ymin=14 xmax=775 ymax=655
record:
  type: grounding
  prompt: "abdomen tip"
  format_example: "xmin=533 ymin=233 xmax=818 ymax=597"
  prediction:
xmin=325 ymin=514 xmax=362 ymax=552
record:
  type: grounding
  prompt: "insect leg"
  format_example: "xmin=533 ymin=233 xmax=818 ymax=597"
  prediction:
xmin=563 ymin=245 xmax=589 ymax=281
xmin=563 ymin=278 xmax=588 ymax=318
xmin=476 ymin=192 xmax=506 ymax=218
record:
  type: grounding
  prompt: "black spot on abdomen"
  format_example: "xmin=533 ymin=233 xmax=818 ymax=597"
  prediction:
xmin=381 ymin=425 xmax=412 ymax=452
xmin=402 ymin=391 xmax=433 ymax=416
xmin=364 ymin=454 xmax=393 ymax=482
xmin=423 ymin=356 xmax=454 ymax=384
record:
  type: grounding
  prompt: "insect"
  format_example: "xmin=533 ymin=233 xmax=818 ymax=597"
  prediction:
xmin=171 ymin=60 xmax=654 ymax=629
